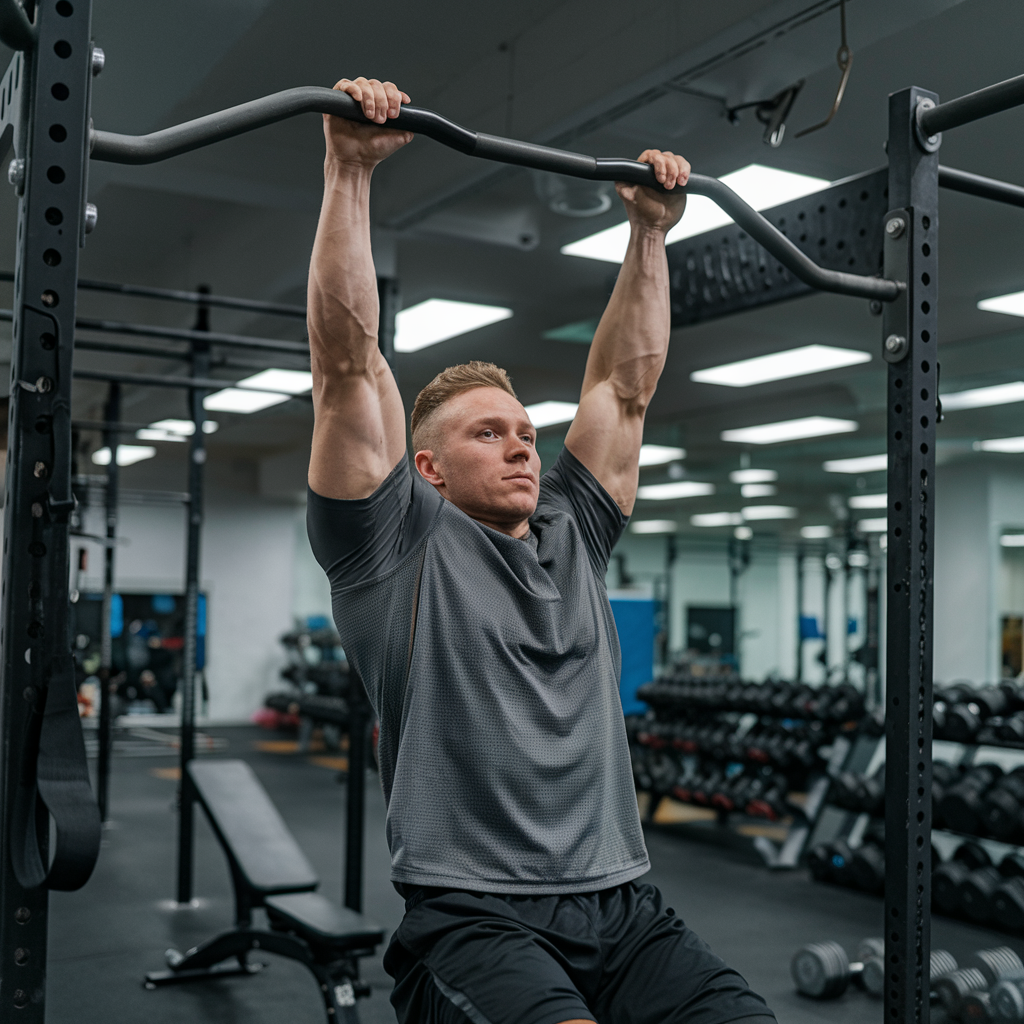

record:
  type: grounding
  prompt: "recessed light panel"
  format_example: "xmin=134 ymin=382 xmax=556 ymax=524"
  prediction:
xmin=823 ymin=454 xmax=887 ymax=474
xmin=639 ymin=444 xmax=686 ymax=467
xmin=637 ymin=481 xmax=715 ymax=500
xmin=691 ymin=345 xmax=870 ymax=388
xmin=524 ymin=400 xmax=578 ymax=428
xmin=978 ymin=291 xmax=1024 ymax=317
xmin=691 ymin=512 xmax=743 ymax=527
xmin=849 ymin=493 xmax=887 ymax=509
xmin=741 ymin=505 xmax=797 ymax=520
xmin=729 ymin=469 xmax=777 ymax=484
xmin=203 ymin=389 xmax=290 ymax=414
xmin=801 ymin=525 xmax=834 ymax=539
xmin=976 ymin=436 xmax=1024 ymax=453
xmin=941 ymin=381 xmax=1024 ymax=411
xmin=857 ymin=517 xmax=888 ymax=533
xmin=92 ymin=445 xmax=157 ymax=467
xmin=395 ymin=299 xmax=512 ymax=353
xmin=722 ymin=417 xmax=858 ymax=445
xmin=237 ymin=368 xmax=313 ymax=394
xmin=1002 ymin=534 xmax=1024 ymax=547
xmin=631 ymin=520 xmax=677 ymax=534
xmin=741 ymin=483 xmax=776 ymax=498
xmin=561 ymin=165 xmax=829 ymax=263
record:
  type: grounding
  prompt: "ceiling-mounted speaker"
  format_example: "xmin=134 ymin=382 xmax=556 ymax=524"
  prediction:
xmin=533 ymin=172 xmax=614 ymax=218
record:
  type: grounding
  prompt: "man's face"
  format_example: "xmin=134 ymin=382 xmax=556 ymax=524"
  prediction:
xmin=415 ymin=387 xmax=541 ymax=531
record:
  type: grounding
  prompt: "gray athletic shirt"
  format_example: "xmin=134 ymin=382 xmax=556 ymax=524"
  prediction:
xmin=306 ymin=448 xmax=650 ymax=894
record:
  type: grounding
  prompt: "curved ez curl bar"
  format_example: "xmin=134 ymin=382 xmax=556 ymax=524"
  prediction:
xmin=89 ymin=87 xmax=902 ymax=303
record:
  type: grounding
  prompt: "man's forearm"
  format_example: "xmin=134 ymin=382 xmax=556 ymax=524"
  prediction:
xmin=307 ymin=162 xmax=383 ymax=376
xmin=584 ymin=224 xmax=671 ymax=408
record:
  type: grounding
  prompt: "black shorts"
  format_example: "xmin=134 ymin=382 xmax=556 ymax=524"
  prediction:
xmin=383 ymin=881 xmax=776 ymax=1024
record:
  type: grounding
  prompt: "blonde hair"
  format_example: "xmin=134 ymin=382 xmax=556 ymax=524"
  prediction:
xmin=410 ymin=361 xmax=517 ymax=453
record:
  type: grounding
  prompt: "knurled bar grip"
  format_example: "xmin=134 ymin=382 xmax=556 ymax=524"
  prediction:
xmin=89 ymin=86 xmax=901 ymax=302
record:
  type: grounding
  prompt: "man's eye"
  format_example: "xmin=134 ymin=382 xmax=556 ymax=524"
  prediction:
xmin=481 ymin=430 xmax=495 ymax=438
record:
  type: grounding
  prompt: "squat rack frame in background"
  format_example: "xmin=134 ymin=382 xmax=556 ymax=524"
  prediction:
xmin=1 ymin=0 xmax=1024 ymax=1019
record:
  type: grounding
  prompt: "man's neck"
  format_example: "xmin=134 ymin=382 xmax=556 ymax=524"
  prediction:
xmin=471 ymin=514 xmax=531 ymax=539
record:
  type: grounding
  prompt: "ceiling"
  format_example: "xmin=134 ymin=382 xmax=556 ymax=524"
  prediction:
xmin=2 ymin=0 xmax=1024 ymax=538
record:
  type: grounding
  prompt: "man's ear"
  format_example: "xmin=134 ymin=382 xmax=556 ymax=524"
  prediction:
xmin=414 ymin=450 xmax=445 ymax=488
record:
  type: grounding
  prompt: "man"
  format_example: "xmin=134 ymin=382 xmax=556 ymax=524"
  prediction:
xmin=307 ymin=76 xmax=775 ymax=1024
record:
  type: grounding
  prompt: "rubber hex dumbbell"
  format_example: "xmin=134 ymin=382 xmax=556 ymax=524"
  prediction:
xmin=967 ymin=947 xmax=1024 ymax=988
xmin=850 ymin=839 xmax=886 ymax=894
xmin=936 ymin=968 xmax=990 ymax=1018
xmin=961 ymin=866 xmax=1004 ymax=923
xmin=984 ymin=767 xmax=1024 ymax=840
xmin=790 ymin=941 xmax=881 ymax=998
xmin=992 ymin=877 xmax=1024 ymax=932
xmin=941 ymin=766 xmax=1004 ymax=835
xmin=996 ymin=711 xmax=1024 ymax=743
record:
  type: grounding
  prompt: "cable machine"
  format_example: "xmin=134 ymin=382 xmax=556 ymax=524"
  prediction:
xmin=2 ymin=1 xmax=1024 ymax=1019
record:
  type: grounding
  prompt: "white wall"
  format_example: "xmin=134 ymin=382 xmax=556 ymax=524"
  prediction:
xmin=77 ymin=493 xmax=299 ymax=721
xmin=933 ymin=461 xmax=1024 ymax=684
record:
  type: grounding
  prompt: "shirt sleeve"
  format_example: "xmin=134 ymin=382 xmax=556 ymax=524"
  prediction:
xmin=306 ymin=456 xmax=443 ymax=590
xmin=537 ymin=447 xmax=628 ymax=576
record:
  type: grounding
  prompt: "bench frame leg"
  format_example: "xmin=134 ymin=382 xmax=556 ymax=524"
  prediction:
xmin=144 ymin=927 xmax=372 ymax=1024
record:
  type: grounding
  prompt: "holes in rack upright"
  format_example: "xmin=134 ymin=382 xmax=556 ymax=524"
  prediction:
xmin=45 ymin=207 xmax=62 ymax=225
xmin=42 ymin=249 xmax=60 ymax=267
xmin=49 ymin=124 xmax=66 ymax=142
xmin=46 ymin=166 xmax=64 ymax=184
xmin=56 ymin=1 xmax=73 ymax=14
xmin=53 ymin=41 xmax=71 ymax=59
xmin=50 ymin=83 xmax=68 ymax=101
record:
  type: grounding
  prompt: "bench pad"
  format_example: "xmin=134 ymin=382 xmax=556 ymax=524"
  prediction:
xmin=265 ymin=892 xmax=384 ymax=951
xmin=188 ymin=759 xmax=319 ymax=895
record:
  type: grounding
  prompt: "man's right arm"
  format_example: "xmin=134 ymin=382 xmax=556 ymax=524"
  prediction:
xmin=308 ymin=77 xmax=413 ymax=500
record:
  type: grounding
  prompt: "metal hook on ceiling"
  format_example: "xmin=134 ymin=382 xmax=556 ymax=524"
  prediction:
xmin=795 ymin=0 xmax=853 ymax=139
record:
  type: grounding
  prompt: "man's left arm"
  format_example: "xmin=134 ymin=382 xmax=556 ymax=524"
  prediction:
xmin=564 ymin=149 xmax=690 ymax=517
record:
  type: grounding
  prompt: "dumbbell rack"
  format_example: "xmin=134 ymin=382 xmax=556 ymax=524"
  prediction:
xmin=807 ymin=731 xmax=1024 ymax=932
xmin=631 ymin=676 xmax=864 ymax=869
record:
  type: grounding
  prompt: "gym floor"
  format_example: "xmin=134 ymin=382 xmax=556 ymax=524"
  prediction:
xmin=51 ymin=727 xmax=1024 ymax=1024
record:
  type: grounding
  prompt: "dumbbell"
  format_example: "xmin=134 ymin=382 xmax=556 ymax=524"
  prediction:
xmin=996 ymin=712 xmax=1024 ymax=743
xmin=850 ymin=838 xmax=886 ymax=894
xmin=933 ymin=761 xmax=960 ymax=828
xmin=793 ymin=939 xmax=957 ymax=1000
xmin=984 ymin=768 xmax=1024 ymax=840
xmin=989 ymin=977 xmax=1024 ymax=1023
xmin=940 ymin=948 xmax=1024 ymax=1019
xmin=790 ymin=940 xmax=881 ymax=998
xmin=941 ymin=765 xmax=1004 ymax=835
xmin=962 ymin=866 xmax=1004 ymax=923
xmin=806 ymin=840 xmax=856 ymax=887
xmin=934 ymin=842 xmax=995 ymax=916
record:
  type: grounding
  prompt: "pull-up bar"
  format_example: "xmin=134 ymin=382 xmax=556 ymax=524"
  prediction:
xmin=919 ymin=71 xmax=1024 ymax=135
xmin=88 ymin=88 xmax=901 ymax=303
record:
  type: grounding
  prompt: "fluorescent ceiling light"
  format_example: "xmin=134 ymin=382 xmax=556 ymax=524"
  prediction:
xmin=730 ymin=468 xmax=777 ymax=484
xmin=1002 ymin=534 xmax=1024 ymax=547
xmin=976 ymin=436 xmax=1024 ymax=453
xmin=849 ymin=493 xmax=887 ymax=509
xmin=203 ymin=389 xmax=290 ymax=414
xmin=631 ymin=519 xmax=677 ymax=534
xmin=136 ymin=428 xmax=187 ymax=442
xmin=823 ymin=454 xmax=887 ymax=474
xmin=236 ymin=368 xmax=313 ymax=394
xmin=857 ymin=517 xmax=888 ymax=533
xmin=741 ymin=483 xmax=776 ymax=498
xmin=138 ymin=418 xmax=219 ymax=442
xmin=92 ymin=445 xmax=156 ymax=467
xmin=395 ymin=298 xmax=512 ymax=353
xmin=561 ymin=164 xmax=829 ymax=263
xmin=691 ymin=345 xmax=870 ymax=388
xmin=978 ymin=291 xmax=1024 ymax=317
xmin=637 ymin=481 xmax=715 ymax=500
xmin=692 ymin=512 xmax=743 ymax=527
xmin=941 ymin=381 xmax=1024 ymax=411
xmin=742 ymin=505 xmax=797 ymax=520
xmin=639 ymin=444 xmax=686 ymax=467
xmin=734 ymin=526 xmax=753 ymax=540
xmin=148 ymin=418 xmax=219 ymax=436
xmin=801 ymin=525 xmax=834 ymax=539
xmin=722 ymin=416 xmax=857 ymax=445
xmin=525 ymin=400 xmax=578 ymax=428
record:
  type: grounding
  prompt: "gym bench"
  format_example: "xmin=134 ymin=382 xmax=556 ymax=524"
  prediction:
xmin=144 ymin=759 xmax=384 ymax=1022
